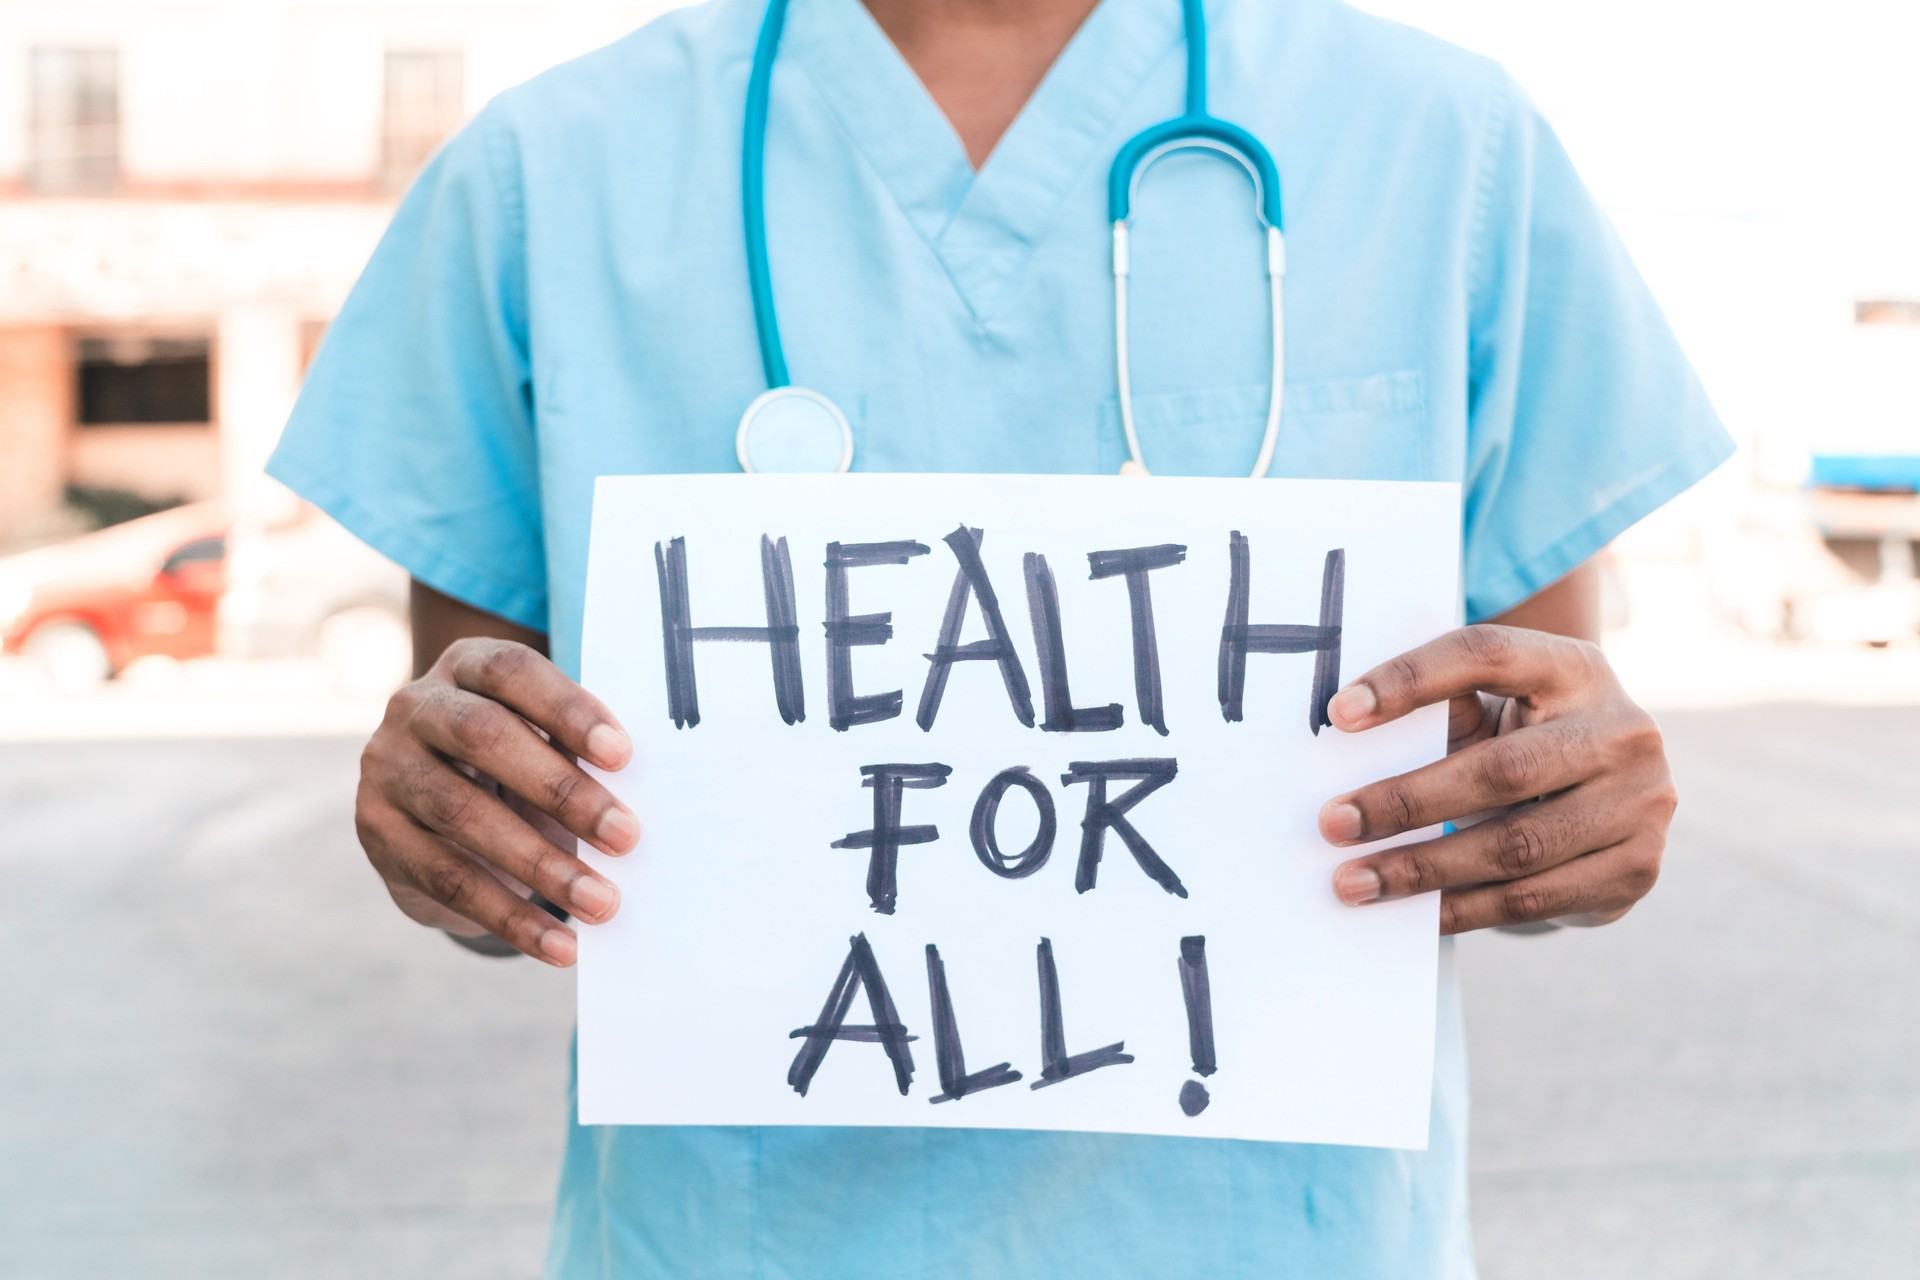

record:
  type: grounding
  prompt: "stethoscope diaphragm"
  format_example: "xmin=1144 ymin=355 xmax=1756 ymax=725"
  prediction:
xmin=735 ymin=385 xmax=855 ymax=474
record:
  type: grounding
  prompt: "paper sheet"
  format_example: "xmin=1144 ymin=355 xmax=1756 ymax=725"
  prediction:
xmin=578 ymin=474 xmax=1459 ymax=1149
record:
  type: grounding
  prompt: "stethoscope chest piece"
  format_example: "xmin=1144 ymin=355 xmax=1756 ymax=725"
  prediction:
xmin=738 ymin=0 xmax=1283 ymax=479
xmin=735 ymin=385 xmax=855 ymax=473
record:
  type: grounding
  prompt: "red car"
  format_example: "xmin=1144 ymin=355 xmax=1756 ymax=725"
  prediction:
xmin=0 ymin=502 xmax=230 ymax=690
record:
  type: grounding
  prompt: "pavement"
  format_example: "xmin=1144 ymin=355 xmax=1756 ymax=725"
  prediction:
xmin=0 ymin=705 xmax=1915 ymax=1279
xmin=0 ymin=656 xmax=392 ymax=743
xmin=1462 ymin=704 xmax=1919 ymax=1279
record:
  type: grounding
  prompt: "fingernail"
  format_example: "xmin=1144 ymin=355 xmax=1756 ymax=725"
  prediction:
xmin=596 ymin=807 xmax=640 ymax=853
xmin=1329 ymin=684 xmax=1376 ymax=728
xmin=1319 ymin=800 xmax=1364 ymax=844
xmin=1334 ymin=865 xmax=1383 ymax=905
xmin=586 ymin=724 xmax=631 ymax=770
xmin=571 ymin=875 xmax=617 ymax=920
xmin=539 ymin=927 xmax=577 ymax=965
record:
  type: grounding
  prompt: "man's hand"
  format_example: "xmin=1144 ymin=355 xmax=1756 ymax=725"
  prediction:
xmin=1318 ymin=624 xmax=1675 ymax=934
xmin=354 ymin=636 xmax=638 ymax=966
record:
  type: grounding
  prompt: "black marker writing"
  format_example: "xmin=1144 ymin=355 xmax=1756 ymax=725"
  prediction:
xmin=1177 ymin=935 xmax=1214 ymax=1116
xmin=925 ymin=944 xmax=1022 ymax=1103
xmin=1024 ymin=552 xmax=1123 ymax=733
xmin=1060 ymin=759 xmax=1185 ymax=898
xmin=787 ymin=933 xmax=916 ymax=1097
xmin=654 ymin=534 xmax=804 ymax=728
xmin=831 ymin=763 xmax=952 ymax=914
xmin=824 ymin=540 xmax=931 ymax=731
xmin=1086 ymin=543 xmax=1187 ymax=736
xmin=1217 ymin=533 xmax=1345 ymax=733
xmin=1031 ymin=937 xmax=1134 ymax=1088
xmin=916 ymin=526 xmax=1036 ymax=732
xmin=968 ymin=766 xmax=1056 ymax=879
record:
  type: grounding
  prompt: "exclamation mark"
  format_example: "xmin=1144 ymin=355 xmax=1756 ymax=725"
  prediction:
xmin=1177 ymin=935 xmax=1215 ymax=1116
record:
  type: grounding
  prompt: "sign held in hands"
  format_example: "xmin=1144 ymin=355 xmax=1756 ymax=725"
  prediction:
xmin=579 ymin=474 xmax=1459 ymax=1149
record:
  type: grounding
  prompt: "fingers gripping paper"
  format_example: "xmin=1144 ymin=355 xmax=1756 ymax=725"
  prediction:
xmin=579 ymin=475 xmax=1459 ymax=1149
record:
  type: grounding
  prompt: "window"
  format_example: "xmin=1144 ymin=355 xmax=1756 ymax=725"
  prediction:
xmin=28 ymin=48 xmax=120 ymax=193
xmin=1855 ymin=299 xmax=1920 ymax=326
xmin=76 ymin=337 xmax=213 ymax=425
xmin=161 ymin=536 xmax=227 ymax=575
xmin=381 ymin=49 xmax=465 ymax=189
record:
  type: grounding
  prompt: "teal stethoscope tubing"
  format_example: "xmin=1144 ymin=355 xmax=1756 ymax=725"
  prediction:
xmin=739 ymin=0 xmax=1288 ymax=478
xmin=743 ymin=0 xmax=793 ymax=391
xmin=1108 ymin=0 xmax=1281 ymax=226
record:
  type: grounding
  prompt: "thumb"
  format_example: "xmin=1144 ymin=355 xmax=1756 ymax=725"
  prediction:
xmin=1446 ymin=692 xmax=1497 ymax=752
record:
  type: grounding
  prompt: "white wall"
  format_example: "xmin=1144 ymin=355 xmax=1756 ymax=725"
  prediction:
xmin=0 ymin=0 xmax=680 ymax=184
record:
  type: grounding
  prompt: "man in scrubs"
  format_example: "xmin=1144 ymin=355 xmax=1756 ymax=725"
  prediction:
xmin=270 ymin=0 xmax=1733 ymax=1272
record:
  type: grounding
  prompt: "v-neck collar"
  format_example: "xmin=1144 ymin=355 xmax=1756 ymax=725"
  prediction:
xmin=783 ymin=0 xmax=1183 ymax=321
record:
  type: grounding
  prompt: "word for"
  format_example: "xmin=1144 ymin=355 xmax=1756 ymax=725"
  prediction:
xmin=833 ymin=759 xmax=1183 ymax=914
xmin=654 ymin=526 xmax=1346 ymax=735
xmin=788 ymin=933 xmax=1219 ymax=1117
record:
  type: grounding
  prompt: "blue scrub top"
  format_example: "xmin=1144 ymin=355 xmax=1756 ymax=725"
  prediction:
xmin=269 ymin=0 xmax=1732 ymax=1273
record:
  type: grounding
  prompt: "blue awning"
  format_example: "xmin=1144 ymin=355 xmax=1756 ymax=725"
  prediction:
xmin=1810 ymin=454 xmax=1920 ymax=492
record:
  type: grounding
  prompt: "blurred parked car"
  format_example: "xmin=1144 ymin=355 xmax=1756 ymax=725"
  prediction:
xmin=0 ymin=501 xmax=409 ymax=694
xmin=0 ymin=502 xmax=231 ymax=691
xmin=221 ymin=507 xmax=411 ymax=697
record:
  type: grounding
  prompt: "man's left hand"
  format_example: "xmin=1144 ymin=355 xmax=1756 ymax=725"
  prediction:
xmin=1317 ymin=624 xmax=1676 ymax=934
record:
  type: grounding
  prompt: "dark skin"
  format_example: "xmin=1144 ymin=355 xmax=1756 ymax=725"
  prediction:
xmin=349 ymin=0 xmax=1676 ymax=964
xmin=1318 ymin=566 xmax=1672 ymax=936
xmin=863 ymin=0 xmax=1103 ymax=168
xmin=363 ymin=558 xmax=1672 ymax=963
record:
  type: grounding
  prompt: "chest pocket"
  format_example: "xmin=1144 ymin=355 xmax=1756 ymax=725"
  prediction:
xmin=1096 ymin=371 xmax=1430 ymax=481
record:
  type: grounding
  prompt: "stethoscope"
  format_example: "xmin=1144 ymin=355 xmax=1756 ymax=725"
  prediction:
xmin=735 ymin=0 xmax=1285 ymax=479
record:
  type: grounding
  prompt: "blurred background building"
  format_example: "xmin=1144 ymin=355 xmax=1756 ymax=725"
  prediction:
xmin=1365 ymin=0 xmax=1920 ymax=654
xmin=0 ymin=0 xmax=1916 ymax=703
xmin=0 ymin=1 xmax=664 ymax=694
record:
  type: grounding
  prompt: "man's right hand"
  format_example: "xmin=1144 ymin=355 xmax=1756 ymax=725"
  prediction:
xmin=354 ymin=636 xmax=638 ymax=967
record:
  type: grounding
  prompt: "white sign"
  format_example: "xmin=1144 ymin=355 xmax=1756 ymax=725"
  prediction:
xmin=579 ymin=474 xmax=1458 ymax=1149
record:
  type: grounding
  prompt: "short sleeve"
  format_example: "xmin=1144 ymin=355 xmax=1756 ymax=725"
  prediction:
xmin=266 ymin=104 xmax=548 ymax=631
xmin=1460 ymin=77 xmax=1734 ymax=622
